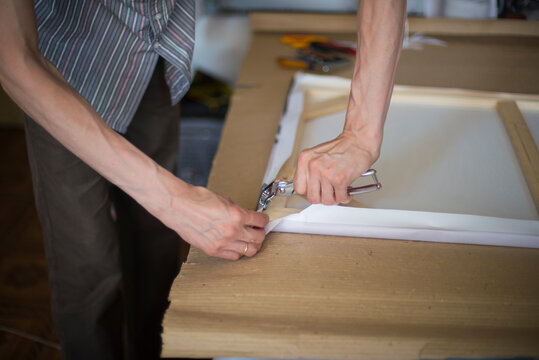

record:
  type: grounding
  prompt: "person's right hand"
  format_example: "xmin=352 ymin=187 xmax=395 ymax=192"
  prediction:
xmin=157 ymin=183 xmax=269 ymax=261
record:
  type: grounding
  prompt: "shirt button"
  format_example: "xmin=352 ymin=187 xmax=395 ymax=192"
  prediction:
xmin=153 ymin=41 xmax=161 ymax=49
xmin=154 ymin=13 xmax=162 ymax=20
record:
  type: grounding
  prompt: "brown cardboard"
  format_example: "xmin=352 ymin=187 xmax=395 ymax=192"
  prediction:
xmin=250 ymin=12 xmax=539 ymax=37
xmin=396 ymin=35 xmax=539 ymax=94
xmin=162 ymin=15 xmax=539 ymax=358
xmin=164 ymin=233 xmax=539 ymax=358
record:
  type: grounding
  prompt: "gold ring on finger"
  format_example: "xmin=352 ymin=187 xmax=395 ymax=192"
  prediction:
xmin=242 ymin=243 xmax=249 ymax=256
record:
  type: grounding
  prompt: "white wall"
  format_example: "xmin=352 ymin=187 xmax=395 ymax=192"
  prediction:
xmin=190 ymin=14 xmax=251 ymax=84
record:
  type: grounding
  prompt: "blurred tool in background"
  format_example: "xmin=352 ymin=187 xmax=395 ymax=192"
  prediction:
xmin=277 ymin=34 xmax=356 ymax=73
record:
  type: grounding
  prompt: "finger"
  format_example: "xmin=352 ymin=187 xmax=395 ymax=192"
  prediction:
xmin=334 ymin=183 xmax=351 ymax=204
xmin=222 ymin=240 xmax=249 ymax=256
xmin=242 ymin=225 xmax=266 ymax=245
xmin=230 ymin=240 xmax=261 ymax=257
xmin=338 ymin=193 xmax=352 ymax=204
xmin=294 ymin=150 xmax=310 ymax=194
xmin=244 ymin=210 xmax=269 ymax=228
xmin=218 ymin=250 xmax=243 ymax=261
xmin=306 ymin=155 xmax=324 ymax=203
xmin=320 ymin=177 xmax=336 ymax=205
xmin=243 ymin=240 xmax=262 ymax=257
xmin=244 ymin=240 xmax=262 ymax=257
xmin=307 ymin=177 xmax=322 ymax=204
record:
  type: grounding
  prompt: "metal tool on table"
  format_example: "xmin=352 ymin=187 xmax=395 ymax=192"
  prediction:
xmin=276 ymin=55 xmax=349 ymax=73
xmin=257 ymin=169 xmax=381 ymax=212
xmin=277 ymin=35 xmax=355 ymax=73
xmin=280 ymin=34 xmax=328 ymax=48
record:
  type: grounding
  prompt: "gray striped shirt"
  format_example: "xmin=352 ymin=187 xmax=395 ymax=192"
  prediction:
xmin=34 ymin=0 xmax=195 ymax=133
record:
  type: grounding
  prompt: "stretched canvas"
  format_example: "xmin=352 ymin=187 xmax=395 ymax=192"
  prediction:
xmin=262 ymin=73 xmax=539 ymax=247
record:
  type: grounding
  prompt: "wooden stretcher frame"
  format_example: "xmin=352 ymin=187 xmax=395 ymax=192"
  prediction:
xmin=250 ymin=12 xmax=539 ymax=37
xmin=264 ymin=80 xmax=539 ymax=226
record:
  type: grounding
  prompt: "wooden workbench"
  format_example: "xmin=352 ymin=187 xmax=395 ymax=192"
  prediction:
xmin=162 ymin=14 xmax=539 ymax=358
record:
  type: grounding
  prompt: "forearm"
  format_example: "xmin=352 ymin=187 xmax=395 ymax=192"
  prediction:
xmin=345 ymin=0 xmax=406 ymax=160
xmin=2 ymin=55 xmax=268 ymax=258
xmin=1 ymin=52 xmax=189 ymax=219
xmin=0 ymin=0 xmax=185 ymax=220
xmin=0 ymin=0 xmax=269 ymax=260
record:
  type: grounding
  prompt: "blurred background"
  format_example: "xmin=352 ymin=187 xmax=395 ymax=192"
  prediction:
xmin=179 ymin=0 xmax=539 ymax=186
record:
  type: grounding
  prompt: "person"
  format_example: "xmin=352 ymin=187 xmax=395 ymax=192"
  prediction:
xmin=0 ymin=0 xmax=405 ymax=359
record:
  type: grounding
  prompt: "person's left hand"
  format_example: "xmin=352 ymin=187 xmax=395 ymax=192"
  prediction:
xmin=293 ymin=130 xmax=378 ymax=205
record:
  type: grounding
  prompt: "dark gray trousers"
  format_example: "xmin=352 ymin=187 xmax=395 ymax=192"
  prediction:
xmin=24 ymin=60 xmax=189 ymax=360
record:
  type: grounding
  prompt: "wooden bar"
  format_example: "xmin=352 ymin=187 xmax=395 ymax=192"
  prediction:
xmin=250 ymin=12 xmax=539 ymax=37
xmin=407 ymin=16 xmax=539 ymax=37
xmin=303 ymin=94 xmax=349 ymax=121
xmin=497 ymin=100 xmax=539 ymax=211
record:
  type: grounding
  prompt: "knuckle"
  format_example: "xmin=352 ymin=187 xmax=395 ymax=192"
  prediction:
xmin=294 ymin=181 xmax=306 ymax=194
xmin=321 ymin=165 xmax=333 ymax=178
xmin=308 ymin=160 xmax=319 ymax=173
xmin=221 ymin=224 xmax=237 ymax=239
xmin=215 ymin=237 xmax=228 ymax=249
xmin=228 ymin=206 xmax=245 ymax=223
xmin=205 ymin=246 xmax=218 ymax=257
xmin=297 ymin=151 xmax=309 ymax=164
xmin=333 ymin=172 xmax=346 ymax=186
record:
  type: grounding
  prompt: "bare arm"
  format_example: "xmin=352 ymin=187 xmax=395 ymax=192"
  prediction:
xmin=294 ymin=0 xmax=406 ymax=204
xmin=0 ymin=0 xmax=268 ymax=260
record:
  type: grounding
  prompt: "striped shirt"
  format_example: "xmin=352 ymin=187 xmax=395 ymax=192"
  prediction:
xmin=34 ymin=0 xmax=195 ymax=133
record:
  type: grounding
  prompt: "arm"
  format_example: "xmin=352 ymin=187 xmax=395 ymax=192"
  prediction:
xmin=294 ymin=0 xmax=406 ymax=204
xmin=0 ymin=0 xmax=268 ymax=260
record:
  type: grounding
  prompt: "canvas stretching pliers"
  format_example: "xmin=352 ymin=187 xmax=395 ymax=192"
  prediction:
xmin=257 ymin=169 xmax=381 ymax=212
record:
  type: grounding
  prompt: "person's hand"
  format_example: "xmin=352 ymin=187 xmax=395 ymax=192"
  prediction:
xmin=293 ymin=130 xmax=379 ymax=205
xmin=291 ymin=0 xmax=405 ymax=206
xmin=157 ymin=183 xmax=269 ymax=261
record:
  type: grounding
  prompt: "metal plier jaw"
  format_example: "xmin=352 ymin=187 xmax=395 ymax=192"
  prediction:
xmin=257 ymin=180 xmax=296 ymax=212
xmin=257 ymin=169 xmax=381 ymax=212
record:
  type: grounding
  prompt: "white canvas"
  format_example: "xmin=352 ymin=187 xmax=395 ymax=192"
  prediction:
xmin=263 ymin=73 xmax=539 ymax=247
